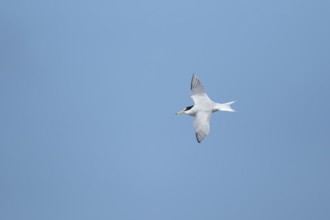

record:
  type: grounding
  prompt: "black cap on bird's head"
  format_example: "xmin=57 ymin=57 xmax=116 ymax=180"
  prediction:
xmin=184 ymin=105 xmax=194 ymax=111
xmin=176 ymin=105 xmax=194 ymax=115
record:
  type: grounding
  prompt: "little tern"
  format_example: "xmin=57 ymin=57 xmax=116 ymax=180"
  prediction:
xmin=176 ymin=74 xmax=235 ymax=143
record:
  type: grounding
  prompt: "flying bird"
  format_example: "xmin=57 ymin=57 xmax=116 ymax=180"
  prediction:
xmin=176 ymin=74 xmax=235 ymax=143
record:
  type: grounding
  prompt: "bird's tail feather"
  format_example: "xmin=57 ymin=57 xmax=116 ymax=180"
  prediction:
xmin=215 ymin=101 xmax=236 ymax=112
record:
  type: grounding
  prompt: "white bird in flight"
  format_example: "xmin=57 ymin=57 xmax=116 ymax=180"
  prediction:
xmin=176 ymin=74 xmax=235 ymax=143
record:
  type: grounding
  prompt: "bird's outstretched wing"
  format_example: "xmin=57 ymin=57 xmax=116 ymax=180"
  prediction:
xmin=190 ymin=74 xmax=211 ymax=104
xmin=194 ymin=111 xmax=212 ymax=143
xmin=191 ymin=74 xmax=205 ymax=96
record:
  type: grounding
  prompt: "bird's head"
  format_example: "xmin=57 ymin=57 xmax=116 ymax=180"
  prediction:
xmin=176 ymin=105 xmax=194 ymax=115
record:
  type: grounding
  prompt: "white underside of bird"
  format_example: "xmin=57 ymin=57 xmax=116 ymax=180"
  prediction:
xmin=176 ymin=74 xmax=235 ymax=143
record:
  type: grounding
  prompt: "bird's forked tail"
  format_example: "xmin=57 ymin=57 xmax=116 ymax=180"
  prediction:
xmin=214 ymin=101 xmax=236 ymax=112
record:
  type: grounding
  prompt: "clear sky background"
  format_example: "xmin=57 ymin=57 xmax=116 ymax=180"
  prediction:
xmin=1 ymin=1 xmax=330 ymax=220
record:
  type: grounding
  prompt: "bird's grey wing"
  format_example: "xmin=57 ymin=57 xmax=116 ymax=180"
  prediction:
xmin=191 ymin=74 xmax=205 ymax=96
xmin=194 ymin=111 xmax=212 ymax=143
xmin=190 ymin=74 xmax=212 ymax=104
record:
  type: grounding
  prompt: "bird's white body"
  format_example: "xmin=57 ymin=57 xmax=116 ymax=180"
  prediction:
xmin=184 ymin=100 xmax=235 ymax=116
xmin=177 ymin=74 xmax=235 ymax=143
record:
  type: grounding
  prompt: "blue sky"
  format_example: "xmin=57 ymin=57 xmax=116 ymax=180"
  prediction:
xmin=1 ymin=1 xmax=330 ymax=220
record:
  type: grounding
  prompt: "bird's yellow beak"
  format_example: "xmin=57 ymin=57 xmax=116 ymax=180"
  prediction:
xmin=176 ymin=110 xmax=185 ymax=115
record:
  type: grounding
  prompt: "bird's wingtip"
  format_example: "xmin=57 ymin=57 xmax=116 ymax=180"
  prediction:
xmin=195 ymin=133 xmax=202 ymax=143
